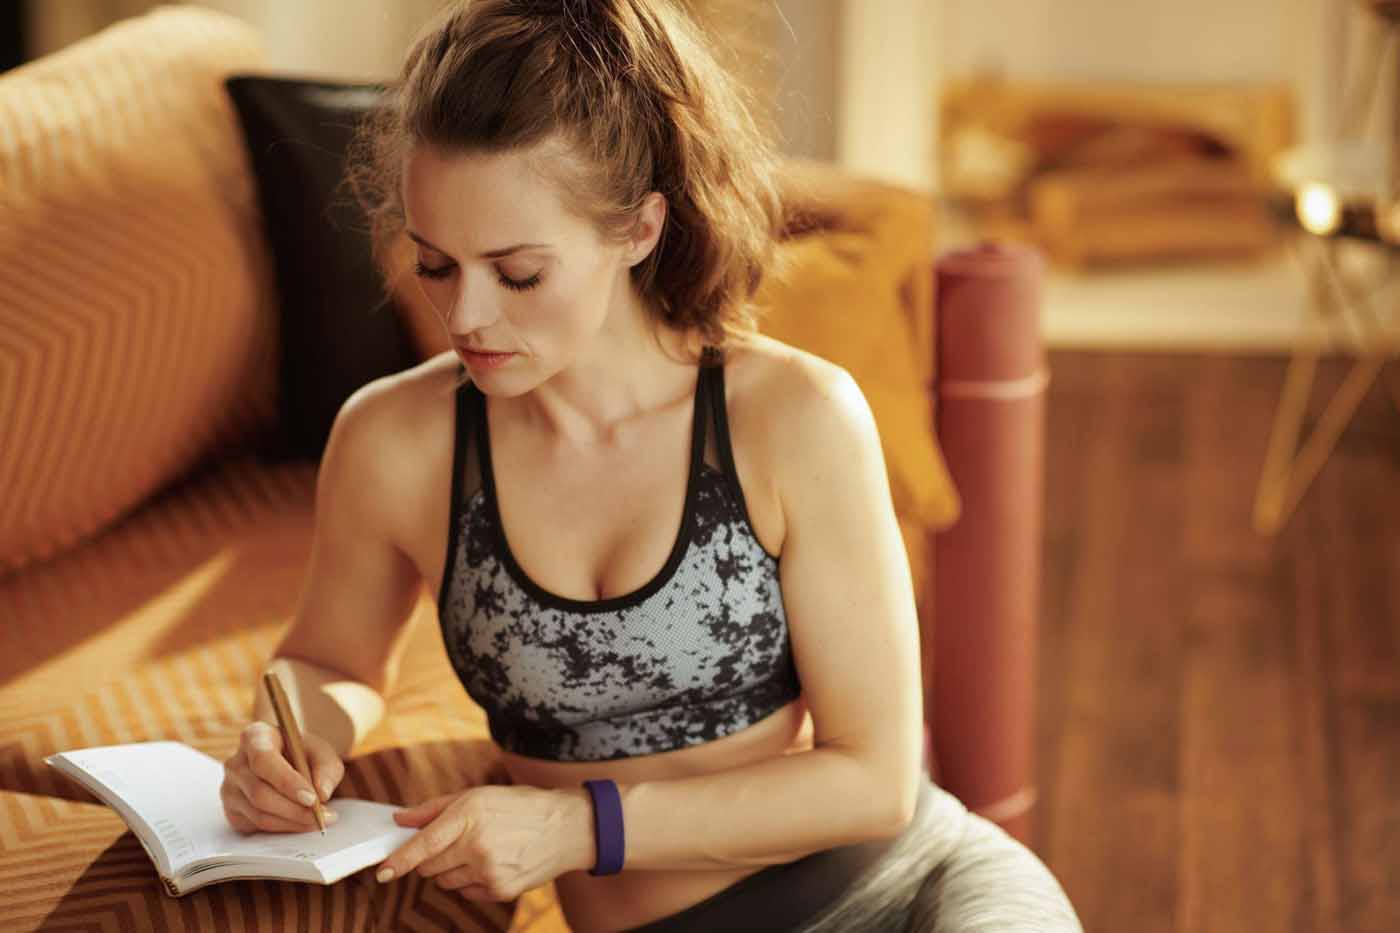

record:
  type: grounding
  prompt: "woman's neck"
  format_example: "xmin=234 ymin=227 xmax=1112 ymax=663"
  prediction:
xmin=509 ymin=322 xmax=704 ymax=449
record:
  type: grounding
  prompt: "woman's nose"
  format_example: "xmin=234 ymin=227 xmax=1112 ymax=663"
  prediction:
xmin=445 ymin=280 xmax=500 ymax=332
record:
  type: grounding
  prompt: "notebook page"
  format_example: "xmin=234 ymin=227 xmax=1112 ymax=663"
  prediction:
xmin=49 ymin=741 xmax=414 ymax=873
xmin=52 ymin=741 xmax=221 ymax=868
xmin=200 ymin=797 xmax=417 ymax=868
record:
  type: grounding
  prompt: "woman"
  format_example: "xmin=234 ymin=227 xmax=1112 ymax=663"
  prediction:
xmin=219 ymin=1 xmax=1082 ymax=930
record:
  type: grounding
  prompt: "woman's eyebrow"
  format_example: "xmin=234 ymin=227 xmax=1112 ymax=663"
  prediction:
xmin=406 ymin=230 xmax=551 ymax=259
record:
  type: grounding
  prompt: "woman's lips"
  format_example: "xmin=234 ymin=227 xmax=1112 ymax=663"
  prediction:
xmin=460 ymin=348 xmax=515 ymax=369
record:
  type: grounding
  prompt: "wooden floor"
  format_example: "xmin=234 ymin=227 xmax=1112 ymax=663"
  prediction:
xmin=1031 ymin=351 xmax=1400 ymax=933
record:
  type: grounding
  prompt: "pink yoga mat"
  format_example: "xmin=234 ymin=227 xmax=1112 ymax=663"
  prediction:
xmin=931 ymin=241 xmax=1048 ymax=846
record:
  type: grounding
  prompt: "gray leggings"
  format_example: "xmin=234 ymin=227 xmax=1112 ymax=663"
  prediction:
xmin=622 ymin=776 xmax=1083 ymax=932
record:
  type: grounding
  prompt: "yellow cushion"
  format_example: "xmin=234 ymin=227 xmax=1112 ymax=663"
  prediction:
xmin=0 ymin=7 xmax=278 ymax=574
xmin=754 ymin=231 xmax=961 ymax=531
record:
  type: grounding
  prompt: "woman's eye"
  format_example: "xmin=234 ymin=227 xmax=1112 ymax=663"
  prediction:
xmin=412 ymin=261 xmax=540 ymax=293
xmin=413 ymin=260 xmax=453 ymax=280
xmin=499 ymin=272 xmax=542 ymax=292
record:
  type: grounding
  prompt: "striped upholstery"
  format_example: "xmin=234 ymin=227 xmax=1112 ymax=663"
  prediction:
xmin=0 ymin=7 xmax=564 ymax=930
xmin=0 ymin=7 xmax=280 ymax=574
xmin=0 ymin=452 xmax=565 ymax=932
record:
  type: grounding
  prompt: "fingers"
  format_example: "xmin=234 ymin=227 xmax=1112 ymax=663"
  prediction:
xmin=229 ymin=723 xmax=340 ymax=832
xmin=222 ymin=786 xmax=340 ymax=834
xmin=303 ymin=733 xmax=345 ymax=802
xmin=432 ymin=867 xmax=486 ymax=893
xmin=393 ymin=793 xmax=456 ymax=825
xmin=378 ymin=798 xmax=464 ymax=881
xmin=244 ymin=727 xmax=320 ymax=805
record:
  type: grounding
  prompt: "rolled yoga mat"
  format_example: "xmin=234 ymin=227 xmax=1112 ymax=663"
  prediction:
xmin=931 ymin=241 xmax=1049 ymax=847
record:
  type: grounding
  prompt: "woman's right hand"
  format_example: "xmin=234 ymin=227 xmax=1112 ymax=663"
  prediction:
xmin=221 ymin=721 xmax=344 ymax=834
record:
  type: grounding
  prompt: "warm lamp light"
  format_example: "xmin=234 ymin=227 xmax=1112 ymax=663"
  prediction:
xmin=1295 ymin=182 xmax=1341 ymax=235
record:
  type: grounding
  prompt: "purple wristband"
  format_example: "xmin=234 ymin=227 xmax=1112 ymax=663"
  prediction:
xmin=583 ymin=779 xmax=625 ymax=875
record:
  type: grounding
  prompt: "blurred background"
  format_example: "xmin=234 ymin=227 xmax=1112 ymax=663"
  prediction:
xmin=4 ymin=2 xmax=1397 ymax=931
xmin=7 ymin=0 xmax=1397 ymax=348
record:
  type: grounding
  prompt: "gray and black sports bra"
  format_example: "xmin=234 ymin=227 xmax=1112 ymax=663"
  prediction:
xmin=435 ymin=345 xmax=803 ymax=762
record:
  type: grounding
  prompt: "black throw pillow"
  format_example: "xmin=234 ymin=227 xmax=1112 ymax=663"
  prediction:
xmin=225 ymin=74 xmax=418 ymax=464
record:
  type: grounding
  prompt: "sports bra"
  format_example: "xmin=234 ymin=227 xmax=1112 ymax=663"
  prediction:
xmin=435 ymin=345 xmax=803 ymax=762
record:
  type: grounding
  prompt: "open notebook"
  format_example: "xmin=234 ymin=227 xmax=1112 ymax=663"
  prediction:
xmin=45 ymin=740 xmax=417 ymax=897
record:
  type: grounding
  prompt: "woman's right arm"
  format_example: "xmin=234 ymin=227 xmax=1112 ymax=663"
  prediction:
xmin=250 ymin=656 xmax=387 ymax=762
xmin=226 ymin=377 xmax=426 ymax=830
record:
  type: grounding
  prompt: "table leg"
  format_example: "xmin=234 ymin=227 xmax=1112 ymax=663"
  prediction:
xmin=1253 ymin=235 xmax=1400 ymax=533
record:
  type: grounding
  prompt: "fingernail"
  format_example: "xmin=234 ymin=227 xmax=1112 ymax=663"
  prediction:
xmin=376 ymin=867 xmax=395 ymax=883
xmin=298 ymin=789 xmax=317 ymax=806
xmin=320 ymin=781 xmax=334 ymax=800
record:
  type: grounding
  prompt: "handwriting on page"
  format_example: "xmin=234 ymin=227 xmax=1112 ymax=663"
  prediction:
xmin=253 ymin=838 xmax=321 ymax=860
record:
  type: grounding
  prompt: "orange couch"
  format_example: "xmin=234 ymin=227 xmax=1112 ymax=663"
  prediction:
xmin=0 ymin=7 xmax=1046 ymax=931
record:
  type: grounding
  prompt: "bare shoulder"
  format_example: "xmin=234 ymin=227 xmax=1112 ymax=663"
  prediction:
xmin=276 ymin=355 xmax=461 ymax=692
xmin=724 ymin=332 xmax=875 ymax=453
xmin=322 ymin=352 xmax=461 ymax=545
xmin=333 ymin=352 xmax=458 ymax=459
xmin=721 ymin=332 xmax=881 ymax=515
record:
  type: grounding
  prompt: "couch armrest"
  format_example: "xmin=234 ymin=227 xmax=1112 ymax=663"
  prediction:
xmin=0 ymin=5 xmax=278 ymax=575
xmin=930 ymin=242 xmax=1049 ymax=846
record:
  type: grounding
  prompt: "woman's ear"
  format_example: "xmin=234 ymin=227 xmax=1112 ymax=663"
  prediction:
xmin=626 ymin=191 xmax=667 ymax=266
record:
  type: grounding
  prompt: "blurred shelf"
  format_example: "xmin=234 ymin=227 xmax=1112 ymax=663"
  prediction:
xmin=936 ymin=200 xmax=1311 ymax=354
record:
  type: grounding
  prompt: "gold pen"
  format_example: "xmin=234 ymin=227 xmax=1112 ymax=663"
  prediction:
xmin=263 ymin=671 xmax=328 ymax=834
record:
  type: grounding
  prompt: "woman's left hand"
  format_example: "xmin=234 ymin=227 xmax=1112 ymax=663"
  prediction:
xmin=375 ymin=784 xmax=592 ymax=900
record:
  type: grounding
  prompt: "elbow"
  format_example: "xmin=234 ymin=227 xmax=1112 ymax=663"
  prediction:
xmin=827 ymin=746 xmax=922 ymax=839
xmin=877 ymin=796 xmax=916 ymax=839
xmin=876 ymin=772 xmax=923 ymax=837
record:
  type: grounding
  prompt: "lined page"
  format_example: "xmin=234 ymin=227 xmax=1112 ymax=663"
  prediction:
xmin=53 ymin=741 xmax=219 ymax=867
xmin=48 ymin=741 xmax=414 ymax=873
xmin=202 ymin=797 xmax=416 ymax=865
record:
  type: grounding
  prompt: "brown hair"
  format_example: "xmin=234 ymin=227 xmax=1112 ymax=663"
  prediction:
xmin=342 ymin=0 xmax=789 ymax=375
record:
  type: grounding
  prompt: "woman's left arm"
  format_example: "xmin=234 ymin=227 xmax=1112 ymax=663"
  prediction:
xmin=562 ymin=359 xmax=928 ymax=872
xmin=375 ymin=359 xmax=928 ymax=891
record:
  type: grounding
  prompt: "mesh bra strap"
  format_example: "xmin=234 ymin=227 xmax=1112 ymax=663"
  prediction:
xmin=457 ymin=369 xmax=483 ymax=501
xmin=438 ymin=367 xmax=482 ymax=612
xmin=702 ymin=346 xmax=755 ymax=522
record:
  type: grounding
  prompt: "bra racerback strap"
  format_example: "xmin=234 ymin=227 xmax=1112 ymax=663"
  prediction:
xmin=701 ymin=345 xmax=754 ymax=521
xmin=453 ymin=366 xmax=483 ymax=505
xmin=439 ymin=365 xmax=483 ymax=610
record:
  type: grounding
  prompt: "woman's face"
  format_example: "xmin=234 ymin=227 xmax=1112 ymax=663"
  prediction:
xmin=400 ymin=142 xmax=659 ymax=393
